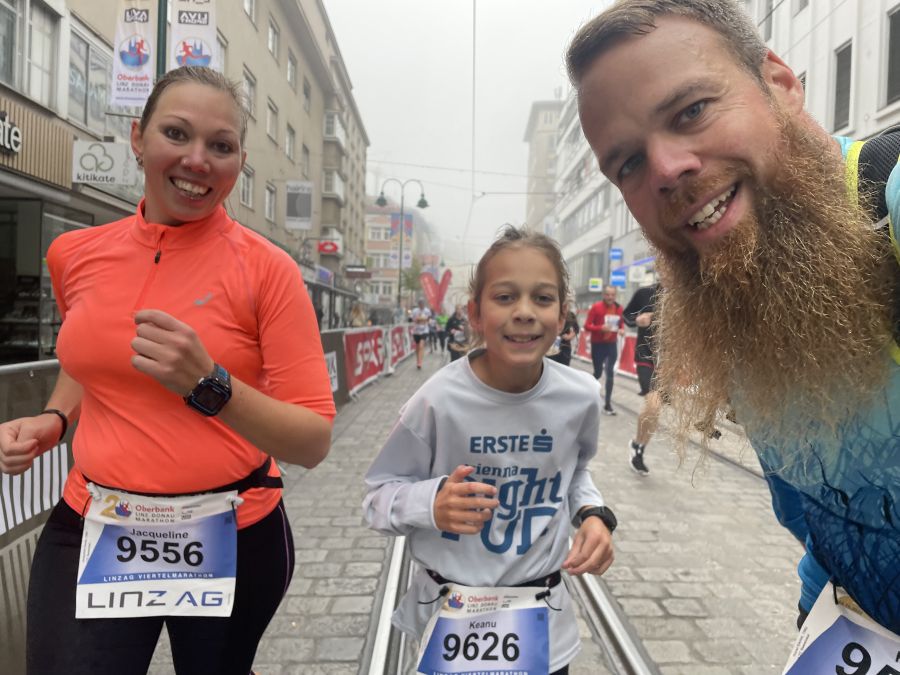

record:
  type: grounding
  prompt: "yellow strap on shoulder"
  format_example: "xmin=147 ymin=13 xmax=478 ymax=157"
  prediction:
xmin=892 ymin=341 xmax=900 ymax=366
xmin=844 ymin=140 xmax=865 ymax=207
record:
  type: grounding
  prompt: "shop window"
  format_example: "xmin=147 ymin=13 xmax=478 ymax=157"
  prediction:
xmin=264 ymin=183 xmax=276 ymax=221
xmin=266 ymin=99 xmax=278 ymax=141
xmin=267 ymin=19 xmax=278 ymax=59
xmin=69 ymin=28 xmax=115 ymax=135
xmin=27 ymin=0 xmax=56 ymax=107
xmin=1 ymin=0 xmax=59 ymax=108
xmin=0 ymin=0 xmax=19 ymax=87
xmin=889 ymin=7 xmax=900 ymax=106
xmin=287 ymin=50 xmax=296 ymax=89
xmin=285 ymin=124 xmax=295 ymax=160
xmin=242 ymin=67 xmax=256 ymax=117
xmin=833 ymin=42 xmax=852 ymax=131
xmin=240 ymin=165 xmax=254 ymax=208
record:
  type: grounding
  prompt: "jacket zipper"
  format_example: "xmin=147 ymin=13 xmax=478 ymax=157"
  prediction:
xmin=133 ymin=230 xmax=166 ymax=311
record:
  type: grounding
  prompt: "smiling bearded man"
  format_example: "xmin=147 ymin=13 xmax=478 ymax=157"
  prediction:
xmin=655 ymin=110 xmax=895 ymax=447
xmin=567 ymin=0 xmax=900 ymax=642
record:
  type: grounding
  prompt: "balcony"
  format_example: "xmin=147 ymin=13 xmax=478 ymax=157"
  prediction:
xmin=324 ymin=112 xmax=347 ymax=150
xmin=323 ymin=170 xmax=346 ymax=204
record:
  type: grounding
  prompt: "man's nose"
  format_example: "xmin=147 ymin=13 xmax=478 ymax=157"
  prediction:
xmin=647 ymin=136 xmax=700 ymax=194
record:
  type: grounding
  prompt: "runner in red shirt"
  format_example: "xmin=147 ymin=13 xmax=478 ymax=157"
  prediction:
xmin=584 ymin=285 xmax=625 ymax=414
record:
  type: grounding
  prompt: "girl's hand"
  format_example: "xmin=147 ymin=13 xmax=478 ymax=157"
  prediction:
xmin=131 ymin=309 xmax=215 ymax=396
xmin=562 ymin=515 xmax=614 ymax=576
xmin=0 ymin=415 xmax=61 ymax=475
xmin=433 ymin=465 xmax=499 ymax=534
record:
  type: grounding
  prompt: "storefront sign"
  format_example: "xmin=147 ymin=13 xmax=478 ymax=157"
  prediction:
xmin=588 ymin=277 xmax=603 ymax=292
xmin=169 ymin=0 xmax=218 ymax=71
xmin=324 ymin=351 xmax=339 ymax=392
xmin=0 ymin=112 xmax=22 ymax=155
xmin=344 ymin=265 xmax=370 ymax=279
xmin=72 ymin=141 xmax=136 ymax=185
xmin=111 ymin=0 xmax=156 ymax=107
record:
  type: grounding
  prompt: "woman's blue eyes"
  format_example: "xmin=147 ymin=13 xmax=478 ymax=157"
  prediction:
xmin=163 ymin=127 xmax=234 ymax=153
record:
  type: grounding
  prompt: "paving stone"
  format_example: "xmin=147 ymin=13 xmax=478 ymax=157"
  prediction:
xmin=343 ymin=561 xmax=382 ymax=577
xmin=695 ymin=639 xmax=754 ymax=664
xmin=643 ymin=640 xmax=693 ymax=663
xmin=312 ymin=577 xmax=378 ymax=596
xmin=664 ymin=582 xmax=709 ymax=598
xmin=315 ymin=637 xmax=365 ymax=661
xmin=282 ymin=596 xmax=332 ymax=615
xmin=617 ymin=597 xmax=664 ymax=616
xmin=330 ymin=595 xmax=374 ymax=614
xmin=295 ymin=562 xmax=344 ymax=578
xmin=326 ymin=548 xmax=387 ymax=563
xmin=662 ymin=598 xmax=708 ymax=617
xmin=293 ymin=549 xmax=329 ymax=563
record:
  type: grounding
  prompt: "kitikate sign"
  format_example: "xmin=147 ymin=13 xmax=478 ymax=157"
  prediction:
xmin=0 ymin=112 xmax=23 ymax=155
xmin=72 ymin=141 xmax=137 ymax=185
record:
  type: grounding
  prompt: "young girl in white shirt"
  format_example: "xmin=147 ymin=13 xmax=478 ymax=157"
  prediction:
xmin=364 ymin=226 xmax=616 ymax=675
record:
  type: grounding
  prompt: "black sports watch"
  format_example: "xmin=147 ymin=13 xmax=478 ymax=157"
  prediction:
xmin=184 ymin=363 xmax=232 ymax=416
xmin=572 ymin=505 xmax=617 ymax=534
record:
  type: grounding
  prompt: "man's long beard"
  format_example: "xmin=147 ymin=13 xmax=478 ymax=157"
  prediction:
xmin=654 ymin=115 xmax=897 ymax=451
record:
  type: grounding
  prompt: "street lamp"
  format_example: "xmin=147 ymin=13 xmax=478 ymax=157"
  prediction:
xmin=375 ymin=178 xmax=429 ymax=316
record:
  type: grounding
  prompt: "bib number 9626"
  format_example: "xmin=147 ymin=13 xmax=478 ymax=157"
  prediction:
xmin=115 ymin=536 xmax=204 ymax=567
xmin=442 ymin=631 xmax=520 ymax=662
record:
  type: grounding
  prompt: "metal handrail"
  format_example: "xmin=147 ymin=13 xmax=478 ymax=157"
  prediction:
xmin=0 ymin=359 xmax=60 ymax=376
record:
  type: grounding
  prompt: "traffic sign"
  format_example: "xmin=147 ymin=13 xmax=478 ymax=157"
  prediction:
xmin=610 ymin=271 xmax=627 ymax=287
xmin=609 ymin=247 xmax=624 ymax=262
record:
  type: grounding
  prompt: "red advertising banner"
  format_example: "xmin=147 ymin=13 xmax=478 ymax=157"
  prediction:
xmin=389 ymin=324 xmax=412 ymax=368
xmin=343 ymin=328 xmax=385 ymax=395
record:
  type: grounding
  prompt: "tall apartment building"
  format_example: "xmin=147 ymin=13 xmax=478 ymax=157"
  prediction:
xmin=522 ymin=100 xmax=562 ymax=232
xmin=0 ymin=0 xmax=368 ymax=365
xmin=543 ymin=0 xmax=900 ymax=311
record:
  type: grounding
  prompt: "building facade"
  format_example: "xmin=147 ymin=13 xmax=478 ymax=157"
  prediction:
xmin=543 ymin=0 xmax=900 ymax=312
xmin=522 ymin=100 xmax=562 ymax=232
xmin=0 ymin=0 xmax=369 ymax=365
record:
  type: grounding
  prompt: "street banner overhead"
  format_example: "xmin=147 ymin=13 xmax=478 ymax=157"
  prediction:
xmin=169 ymin=0 xmax=219 ymax=72
xmin=111 ymin=0 xmax=156 ymax=107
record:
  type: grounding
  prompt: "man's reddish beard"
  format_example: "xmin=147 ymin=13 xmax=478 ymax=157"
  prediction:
xmin=651 ymin=113 xmax=896 ymax=449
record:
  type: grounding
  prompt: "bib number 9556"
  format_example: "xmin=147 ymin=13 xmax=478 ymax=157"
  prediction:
xmin=115 ymin=536 xmax=204 ymax=567
xmin=442 ymin=631 xmax=519 ymax=662
xmin=836 ymin=642 xmax=900 ymax=675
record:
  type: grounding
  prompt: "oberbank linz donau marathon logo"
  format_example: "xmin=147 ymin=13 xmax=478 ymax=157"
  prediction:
xmin=447 ymin=592 xmax=464 ymax=610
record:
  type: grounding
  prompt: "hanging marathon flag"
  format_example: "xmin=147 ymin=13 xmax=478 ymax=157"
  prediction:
xmin=110 ymin=0 xmax=156 ymax=107
xmin=169 ymin=0 xmax=219 ymax=72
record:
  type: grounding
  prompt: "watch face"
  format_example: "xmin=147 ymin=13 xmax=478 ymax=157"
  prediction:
xmin=192 ymin=384 xmax=228 ymax=412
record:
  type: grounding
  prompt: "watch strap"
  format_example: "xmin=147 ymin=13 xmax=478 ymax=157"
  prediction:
xmin=573 ymin=505 xmax=617 ymax=534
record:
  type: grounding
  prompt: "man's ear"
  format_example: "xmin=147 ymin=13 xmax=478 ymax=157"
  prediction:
xmin=761 ymin=50 xmax=805 ymax=113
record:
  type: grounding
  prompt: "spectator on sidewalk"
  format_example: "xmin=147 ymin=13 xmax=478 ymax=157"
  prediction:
xmin=435 ymin=310 xmax=449 ymax=351
xmin=584 ymin=286 xmax=624 ymax=415
xmin=622 ymin=282 xmax=661 ymax=476
xmin=410 ymin=299 xmax=432 ymax=370
xmin=0 ymin=66 xmax=335 ymax=674
xmin=363 ymin=225 xmax=615 ymax=675
xmin=349 ymin=301 xmax=368 ymax=328
xmin=444 ymin=304 xmax=467 ymax=360
xmin=568 ymin=0 xmax=900 ymax=637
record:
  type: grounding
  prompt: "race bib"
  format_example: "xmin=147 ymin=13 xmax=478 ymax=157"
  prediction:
xmin=76 ymin=484 xmax=240 ymax=619
xmin=604 ymin=315 xmax=620 ymax=330
xmin=417 ymin=584 xmax=549 ymax=675
xmin=783 ymin=583 xmax=900 ymax=674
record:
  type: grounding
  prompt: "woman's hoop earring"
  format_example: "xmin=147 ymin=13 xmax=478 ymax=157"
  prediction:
xmin=135 ymin=156 xmax=144 ymax=168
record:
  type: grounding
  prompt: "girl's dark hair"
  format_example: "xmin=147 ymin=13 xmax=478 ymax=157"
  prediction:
xmin=139 ymin=66 xmax=248 ymax=144
xmin=468 ymin=225 xmax=570 ymax=318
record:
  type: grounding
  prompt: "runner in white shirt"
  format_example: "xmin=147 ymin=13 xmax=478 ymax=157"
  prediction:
xmin=410 ymin=299 xmax=432 ymax=370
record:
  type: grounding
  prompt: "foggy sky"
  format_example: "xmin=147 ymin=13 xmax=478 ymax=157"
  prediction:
xmin=322 ymin=0 xmax=610 ymax=266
